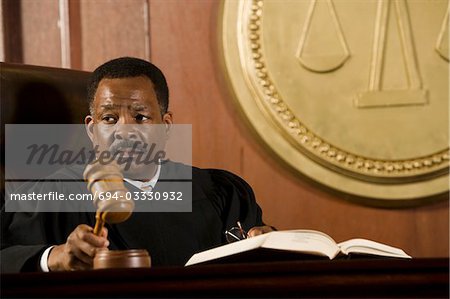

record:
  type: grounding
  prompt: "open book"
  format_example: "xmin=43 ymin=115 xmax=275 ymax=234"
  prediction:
xmin=185 ymin=230 xmax=411 ymax=266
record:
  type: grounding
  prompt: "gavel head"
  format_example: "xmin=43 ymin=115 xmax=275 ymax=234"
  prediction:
xmin=83 ymin=160 xmax=134 ymax=224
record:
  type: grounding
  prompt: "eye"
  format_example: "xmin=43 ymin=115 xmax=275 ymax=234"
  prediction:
xmin=135 ymin=114 xmax=151 ymax=122
xmin=101 ymin=115 xmax=117 ymax=124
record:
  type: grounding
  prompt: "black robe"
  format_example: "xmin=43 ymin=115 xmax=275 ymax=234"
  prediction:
xmin=1 ymin=161 xmax=263 ymax=273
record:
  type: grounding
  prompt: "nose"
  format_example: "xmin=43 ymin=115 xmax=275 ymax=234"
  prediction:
xmin=114 ymin=125 xmax=138 ymax=140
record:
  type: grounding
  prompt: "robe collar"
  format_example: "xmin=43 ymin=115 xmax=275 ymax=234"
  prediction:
xmin=123 ymin=163 xmax=161 ymax=191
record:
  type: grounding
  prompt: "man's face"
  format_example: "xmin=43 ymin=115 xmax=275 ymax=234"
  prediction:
xmin=85 ymin=76 xmax=173 ymax=180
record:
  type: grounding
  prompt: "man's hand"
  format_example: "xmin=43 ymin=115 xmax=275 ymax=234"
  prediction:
xmin=47 ymin=224 xmax=109 ymax=271
xmin=247 ymin=225 xmax=276 ymax=237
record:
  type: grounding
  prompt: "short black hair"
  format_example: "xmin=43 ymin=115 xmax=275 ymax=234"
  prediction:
xmin=87 ymin=57 xmax=169 ymax=115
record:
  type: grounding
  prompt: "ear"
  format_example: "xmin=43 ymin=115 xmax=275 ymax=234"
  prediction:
xmin=84 ymin=115 xmax=95 ymax=142
xmin=162 ymin=111 xmax=173 ymax=133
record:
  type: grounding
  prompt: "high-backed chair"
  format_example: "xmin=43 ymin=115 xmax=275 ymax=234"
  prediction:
xmin=1 ymin=63 xmax=91 ymax=205
xmin=1 ymin=63 xmax=91 ymax=124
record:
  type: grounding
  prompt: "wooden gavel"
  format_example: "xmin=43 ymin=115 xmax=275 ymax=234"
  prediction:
xmin=83 ymin=160 xmax=135 ymax=235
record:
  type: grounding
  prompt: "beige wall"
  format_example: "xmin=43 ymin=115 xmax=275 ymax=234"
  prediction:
xmin=1 ymin=0 xmax=448 ymax=257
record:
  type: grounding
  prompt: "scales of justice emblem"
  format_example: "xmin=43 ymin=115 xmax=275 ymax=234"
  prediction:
xmin=296 ymin=0 xmax=448 ymax=106
xmin=221 ymin=0 xmax=449 ymax=205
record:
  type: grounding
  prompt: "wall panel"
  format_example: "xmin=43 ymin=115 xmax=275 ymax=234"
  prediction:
xmin=149 ymin=0 xmax=244 ymax=173
xmin=20 ymin=0 xmax=61 ymax=67
xmin=79 ymin=0 xmax=149 ymax=71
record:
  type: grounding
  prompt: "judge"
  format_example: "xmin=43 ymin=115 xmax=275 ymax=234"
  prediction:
xmin=1 ymin=57 xmax=274 ymax=273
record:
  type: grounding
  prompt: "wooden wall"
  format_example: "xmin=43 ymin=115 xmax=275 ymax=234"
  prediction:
xmin=1 ymin=0 xmax=448 ymax=257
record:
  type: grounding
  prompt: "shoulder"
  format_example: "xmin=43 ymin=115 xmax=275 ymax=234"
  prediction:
xmin=160 ymin=161 xmax=253 ymax=195
xmin=162 ymin=160 xmax=248 ymax=181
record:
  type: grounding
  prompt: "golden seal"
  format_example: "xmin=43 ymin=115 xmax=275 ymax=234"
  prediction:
xmin=219 ymin=0 xmax=449 ymax=206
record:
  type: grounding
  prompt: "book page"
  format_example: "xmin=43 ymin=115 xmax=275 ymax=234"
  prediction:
xmin=186 ymin=230 xmax=341 ymax=266
xmin=261 ymin=231 xmax=340 ymax=259
xmin=185 ymin=233 xmax=269 ymax=266
xmin=338 ymin=238 xmax=411 ymax=258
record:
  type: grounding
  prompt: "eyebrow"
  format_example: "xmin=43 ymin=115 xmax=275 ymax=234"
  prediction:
xmin=130 ymin=103 xmax=147 ymax=111
xmin=99 ymin=103 xmax=148 ymax=111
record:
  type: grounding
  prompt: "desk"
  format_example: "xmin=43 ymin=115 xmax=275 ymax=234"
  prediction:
xmin=1 ymin=258 xmax=448 ymax=298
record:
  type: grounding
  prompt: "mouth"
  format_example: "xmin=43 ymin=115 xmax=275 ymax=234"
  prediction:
xmin=109 ymin=140 xmax=146 ymax=158
xmin=114 ymin=147 xmax=145 ymax=158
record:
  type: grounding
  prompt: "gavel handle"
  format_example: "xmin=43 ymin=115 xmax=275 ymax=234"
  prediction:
xmin=93 ymin=211 xmax=105 ymax=236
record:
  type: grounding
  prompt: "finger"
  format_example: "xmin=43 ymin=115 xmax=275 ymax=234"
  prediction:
xmin=77 ymin=224 xmax=108 ymax=240
xmin=63 ymin=225 xmax=99 ymax=270
xmin=77 ymin=224 xmax=94 ymax=233
xmin=74 ymin=234 xmax=109 ymax=258
xmin=76 ymin=227 xmax=109 ymax=248
xmin=69 ymin=226 xmax=108 ymax=259
xmin=70 ymin=244 xmax=109 ymax=268
xmin=100 ymin=227 xmax=108 ymax=239
xmin=247 ymin=226 xmax=275 ymax=237
xmin=247 ymin=227 xmax=263 ymax=238
xmin=76 ymin=239 xmax=101 ymax=258
xmin=65 ymin=243 xmax=94 ymax=265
